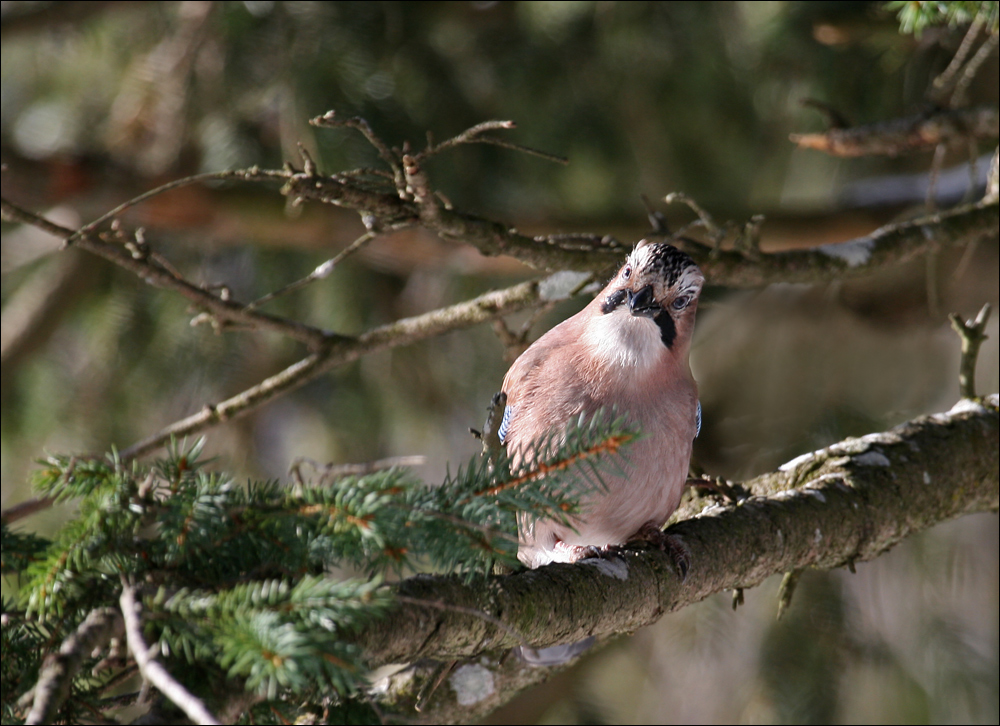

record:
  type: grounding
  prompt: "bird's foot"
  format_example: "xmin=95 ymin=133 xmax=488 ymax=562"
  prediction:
xmin=630 ymin=522 xmax=691 ymax=581
xmin=563 ymin=542 xmax=625 ymax=563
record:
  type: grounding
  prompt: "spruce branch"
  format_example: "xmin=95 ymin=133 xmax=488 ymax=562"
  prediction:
xmin=7 ymin=414 xmax=641 ymax=722
xmin=5 ymin=395 xmax=996 ymax=722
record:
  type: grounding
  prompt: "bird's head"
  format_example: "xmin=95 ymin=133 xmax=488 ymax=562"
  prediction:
xmin=597 ymin=240 xmax=704 ymax=353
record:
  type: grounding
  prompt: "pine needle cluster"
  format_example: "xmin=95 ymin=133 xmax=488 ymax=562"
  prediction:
xmin=1 ymin=412 xmax=637 ymax=723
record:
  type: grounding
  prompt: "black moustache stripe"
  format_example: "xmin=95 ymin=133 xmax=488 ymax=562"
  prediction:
xmin=653 ymin=311 xmax=676 ymax=349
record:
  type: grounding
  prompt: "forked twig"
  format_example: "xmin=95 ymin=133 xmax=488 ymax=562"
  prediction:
xmin=119 ymin=582 xmax=220 ymax=725
xmin=949 ymin=303 xmax=992 ymax=399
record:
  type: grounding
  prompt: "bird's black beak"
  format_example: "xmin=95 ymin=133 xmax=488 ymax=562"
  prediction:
xmin=627 ymin=285 xmax=659 ymax=318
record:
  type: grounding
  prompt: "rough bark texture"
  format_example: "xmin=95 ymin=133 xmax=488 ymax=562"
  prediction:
xmin=354 ymin=396 xmax=999 ymax=723
xmin=281 ymin=168 xmax=999 ymax=283
xmin=789 ymin=106 xmax=999 ymax=157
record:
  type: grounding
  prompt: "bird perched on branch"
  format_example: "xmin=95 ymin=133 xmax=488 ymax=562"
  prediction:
xmin=499 ymin=240 xmax=704 ymax=572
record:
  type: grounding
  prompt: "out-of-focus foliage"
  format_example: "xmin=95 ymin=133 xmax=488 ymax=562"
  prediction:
xmin=888 ymin=0 xmax=999 ymax=36
xmin=2 ymin=2 xmax=998 ymax=724
xmin=3 ymin=1 xmax=978 ymax=217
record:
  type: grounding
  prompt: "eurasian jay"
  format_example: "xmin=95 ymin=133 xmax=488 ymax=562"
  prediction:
xmin=499 ymin=240 xmax=704 ymax=571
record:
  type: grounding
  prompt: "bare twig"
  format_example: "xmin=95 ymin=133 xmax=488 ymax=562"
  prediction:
xmin=790 ymin=106 xmax=998 ymax=157
xmin=63 ymin=169 xmax=283 ymax=246
xmin=949 ymin=33 xmax=999 ymax=109
xmin=465 ymin=136 xmax=570 ymax=165
xmin=119 ymin=582 xmax=221 ymax=725
xmin=930 ymin=17 xmax=985 ymax=104
xmin=247 ymin=230 xmax=377 ymax=310
xmin=413 ymin=119 xmax=568 ymax=165
xmin=926 ymin=142 xmax=948 ymax=209
xmin=402 ymin=154 xmax=440 ymax=223
xmin=664 ymin=191 xmax=726 ymax=244
xmin=775 ymin=569 xmax=802 ymax=620
xmin=24 ymin=607 xmax=124 ymax=725
xmin=310 ymin=111 xmax=406 ymax=192
xmin=731 ymin=588 xmax=744 ymax=611
xmin=1 ymin=496 xmax=57 ymax=526
xmin=120 ymin=278 xmax=548 ymax=459
xmin=949 ymin=303 xmax=992 ymax=398
xmin=1 ymin=196 xmax=335 ymax=348
xmin=290 ymin=455 xmax=428 ymax=485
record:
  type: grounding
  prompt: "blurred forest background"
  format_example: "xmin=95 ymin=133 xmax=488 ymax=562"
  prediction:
xmin=1 ymin=1 xmax=997 ymax=723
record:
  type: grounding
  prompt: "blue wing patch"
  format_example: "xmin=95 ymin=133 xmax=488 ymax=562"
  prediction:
xmin=695 ymin=400 xmax=702 ymax=439
xmin=498 ymin=404 xmax=514 ymax=445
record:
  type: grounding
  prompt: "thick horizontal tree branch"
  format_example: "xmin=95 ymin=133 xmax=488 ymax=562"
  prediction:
xmin=276 ymin=163 xmax=999 ymax=282
xmin=790 ymin=105 xmax=999 ymax=157
xmin=354 ymin=396 xmax=999 ymax=723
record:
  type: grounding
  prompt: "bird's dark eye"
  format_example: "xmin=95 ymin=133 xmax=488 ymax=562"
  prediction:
xmin=671 ymin=294 xmax=690 ymax=311
xmin=621 ymin=265 xmax=632 ymax=280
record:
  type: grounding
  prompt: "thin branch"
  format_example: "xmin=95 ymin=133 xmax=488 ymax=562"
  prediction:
xmin=119 ymin=277 xmax=549 ymax=459
xmin=412 ymin=119 xmax=568 ymax=165
xmin=119 ymin=582 xmax=221 ymax=726
xmin=247 ymin=230 xmax=378 ymax=310
xmin=775 ymin=570 xmax=802 ymax=620
xmin=664 ymin=191 xmax=727 ymax=243
xmin=290 ymin=455 xmax=428 ymax=485
xmin=790 ymin=106 xmax=998 ymax=157
xmin=930 ymin=16 xmax=985 ymax=104
xmin=310 ymin=111 xmax=405 ymax=192
xmin=64 ymin=169 xmax=283 ymax=246
xmin=24 ymin=607 xmax=124 ymax=725
xmin=1 ymin=196 xmax=335 ymax=348
xmin=949 ymin=33 xmax=999 ymax=109
xmin=1 ymin=496 xmax=57 ymax=526
xmin=949 ymin=302 xmax=992 ymax=398
xmin=458 ymin=135 xmax=570 ymax=165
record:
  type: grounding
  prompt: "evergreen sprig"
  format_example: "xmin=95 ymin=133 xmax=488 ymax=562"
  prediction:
xmin=2 ymin=412 xmax=637 ymax=721
xmin=886 ymin=1 xmax=999 ymax=36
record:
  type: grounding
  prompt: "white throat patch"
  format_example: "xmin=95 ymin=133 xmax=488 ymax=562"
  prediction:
xmin=584 ymin=310 xmax=664 ymax=369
